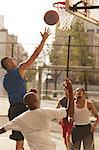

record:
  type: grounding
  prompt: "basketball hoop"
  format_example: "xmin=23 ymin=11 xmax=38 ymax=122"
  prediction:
xmin=53 ymin=2 xmax=74 ymax=30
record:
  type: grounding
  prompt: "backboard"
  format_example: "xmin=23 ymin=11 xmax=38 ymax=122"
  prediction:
xmin=53 ymin=0 xmax=99 ymax=27
xmin=68 ymin=0 xmax=99 ymax=25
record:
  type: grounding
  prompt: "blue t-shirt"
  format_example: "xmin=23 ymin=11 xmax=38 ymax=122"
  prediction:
xmin=3 ymin=68 xmax=26 ymax=104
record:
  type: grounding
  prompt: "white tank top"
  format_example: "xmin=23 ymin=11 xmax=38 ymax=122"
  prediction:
xmin=74 ymin=100 xmax=90 ymax=125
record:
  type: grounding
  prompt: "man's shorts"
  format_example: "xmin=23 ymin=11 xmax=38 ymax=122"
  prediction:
xmin=8 ymin=103 xmax=28 ymax=141
xmin=62 ymin=122 xmax=73 ymax=138
xmin=72 ymin=124 xmax=92 ymax=143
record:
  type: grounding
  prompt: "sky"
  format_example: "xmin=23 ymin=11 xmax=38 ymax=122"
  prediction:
xmin=0 ymin=0 xmax=98 ymax=56
xmin=0 ymin=0 xmax=62 ymax=56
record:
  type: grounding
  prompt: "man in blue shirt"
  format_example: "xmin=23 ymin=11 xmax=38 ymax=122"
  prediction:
xmin=1 ymin=28 xmax=50 ymax=150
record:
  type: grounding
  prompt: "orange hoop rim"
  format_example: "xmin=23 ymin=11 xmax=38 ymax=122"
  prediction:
xmin=53 ymin=2 xmax=66 ymax=9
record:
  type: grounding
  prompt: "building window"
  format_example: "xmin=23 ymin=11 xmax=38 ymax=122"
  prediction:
xmin=87 ymin=29 xmax=95 ymax=32
xmin=97 ymin=29 xmax=99 ymax=34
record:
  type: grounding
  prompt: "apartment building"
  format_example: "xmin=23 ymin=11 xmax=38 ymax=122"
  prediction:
xmin=0 ymin=16 xmax=28 ymax=96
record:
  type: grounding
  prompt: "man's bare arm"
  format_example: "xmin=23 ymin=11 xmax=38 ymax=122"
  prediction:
xmin=19 ymin=28 xmax=51 ymax=76
xmin=88 ymin=101 xmax=99 ymax=131
xmin=64 ymin=77 xmax=74 ymax=117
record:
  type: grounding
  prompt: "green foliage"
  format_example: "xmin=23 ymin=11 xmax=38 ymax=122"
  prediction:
xmin=70 ymin=18 xmax=93 ymax=66
xmin=43 ymin=95 xmax=51 ymax=100
xmin=49 ymin=41 xmax=65 ymax=66
xmin=50 ymin=18 xmax=93 ymax=66
xmin=49 ymin=18 xmax=94 ymax=88
xmin=25 ymin=69 xmax=37 ymax=82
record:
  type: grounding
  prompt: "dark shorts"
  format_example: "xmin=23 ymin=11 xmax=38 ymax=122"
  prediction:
xmin=71 ymin=124 xmax=95 ymax=149
xmin=72 ymin=124 xmax=92 ymax=143
xmin=8 ymin=103 xmax=28 ymax=141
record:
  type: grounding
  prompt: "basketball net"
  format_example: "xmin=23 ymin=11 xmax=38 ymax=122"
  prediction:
xmin=53 ymin=2 xmax=74 ymax=31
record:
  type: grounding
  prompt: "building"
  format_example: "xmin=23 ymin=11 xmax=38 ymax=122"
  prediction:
xmin=0 ymin=15 xmax=28 ymax=96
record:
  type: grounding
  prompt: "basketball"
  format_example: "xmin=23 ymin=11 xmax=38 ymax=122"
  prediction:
xmin=44 ymin=10 xmax=59 ymax=25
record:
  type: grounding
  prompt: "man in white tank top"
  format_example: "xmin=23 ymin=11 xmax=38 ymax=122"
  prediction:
xmin=71 ymin=88 xmax=99 ymax=150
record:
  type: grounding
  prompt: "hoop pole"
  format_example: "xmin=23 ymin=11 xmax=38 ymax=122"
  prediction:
xmin=67 ymin=34 xmax=71 ymax=77
xmin=70 ymin=5 xmax=99 ymax=12
xmin=53 ymin=2 xmax=99 ymax=10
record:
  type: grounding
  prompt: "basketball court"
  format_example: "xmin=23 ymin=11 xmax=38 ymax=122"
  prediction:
xmin=43 ymin=1 xmax=99 ymax=149
xmin=0 ymin=1 xmax=99 ymax=150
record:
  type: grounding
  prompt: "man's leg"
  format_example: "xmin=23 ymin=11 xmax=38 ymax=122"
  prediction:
xmin=16 ymin=140 xmax=24 ymax=150
xmin=8 ymin=104 xmax=28 ymax=150
xmin=72 ymin=140 xmax=81 ymax=150
xmin=83 ymin=132 xmax=95 ymax=150
xmin=65 ymin=133 xmax=71 ymax=150
xmin=71 ymin=126 xmax=82 ymax=150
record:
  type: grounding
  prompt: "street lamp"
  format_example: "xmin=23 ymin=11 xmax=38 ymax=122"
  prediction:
xmin=12 ymin=43 xmax=14 ymax=57
xmin=45 ymin=71 xmax=52 ymax=98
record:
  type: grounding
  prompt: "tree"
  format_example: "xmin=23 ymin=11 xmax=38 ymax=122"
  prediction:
xmin=50 ymin=18 xmax=94 ymax=91
xmin=70 ymin=18 xmax=94 ymax=91
xmin=25 ymin=68 xmax=37 ymax=90
xmin=49 ymin=43 xmax=63 ymax=96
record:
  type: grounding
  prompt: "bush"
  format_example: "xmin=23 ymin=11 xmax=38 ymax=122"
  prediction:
xmin=43 ymin=96 xmax=51 ymax=100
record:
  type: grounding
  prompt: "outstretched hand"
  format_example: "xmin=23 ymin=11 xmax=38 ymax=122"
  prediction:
xmin=63 ymin=77 xmax=74 ymax=116
xmin=40 ymin=28 xmax=51 ymax=41
xmin=63 ymin=77 xmax=72 ymax=91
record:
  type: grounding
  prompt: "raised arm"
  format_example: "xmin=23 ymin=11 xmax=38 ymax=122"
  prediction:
xmin=19 ymin=28 xmax=51 ymax=76
xmin=64 ymin=77 xmax=74 ymax=117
